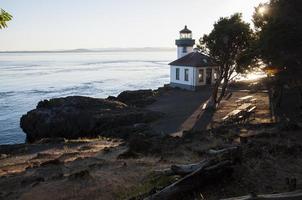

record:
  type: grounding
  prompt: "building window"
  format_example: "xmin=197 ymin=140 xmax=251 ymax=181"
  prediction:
xmin=198 ymin=69 xmax=204 ymax=82
xmin=175 ymin=68 xmax=180 ymax=80
xmin=184 ymin=69 xmax=189 ymax=81
xmin=182 ymin=47 xmax=187 ymax=53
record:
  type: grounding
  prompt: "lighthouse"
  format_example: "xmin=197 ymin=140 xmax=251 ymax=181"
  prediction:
xmin=175 ymin=25 xmax=195 ymax=58
xmin=169 ymin=26 xmax=219 ymax=91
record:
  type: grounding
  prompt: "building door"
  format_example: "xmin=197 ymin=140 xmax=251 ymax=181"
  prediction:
xmin=206 ymin=68 xmax=212 ymax=85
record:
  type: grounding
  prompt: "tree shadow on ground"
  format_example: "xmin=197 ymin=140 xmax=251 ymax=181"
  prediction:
xmin=192 ymin=107 xmax=215 ymax=131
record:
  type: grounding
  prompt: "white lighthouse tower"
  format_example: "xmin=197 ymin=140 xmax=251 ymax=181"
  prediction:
xmin=175 ymin=25 xmax=195 ymax=58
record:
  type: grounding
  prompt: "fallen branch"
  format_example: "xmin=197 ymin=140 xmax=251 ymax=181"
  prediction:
xmin=154 ymin=159 xmax=211 ymax=177
xmin=145 ymin=160 xmax=233 ymax=200
xmin=208 ymin=146 xmax=239 ymax=155
xmin=208 ymin=146 xmax=242 ymax=165
xmin=170 ymin=159 xmax=208 ymax=176
xmin=221 ymin=190 xmax=302 ymax=200
xmin=155 ymin=146 xmax=241 ymax=177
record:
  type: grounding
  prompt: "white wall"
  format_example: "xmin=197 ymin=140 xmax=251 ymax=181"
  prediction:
xmin=170 ymin=65 xmax=195 ymax=86
xmin=177 ymin=46 xmax=193 ymax=58
xmin=170 ymin=66 xmax=219 ymax=87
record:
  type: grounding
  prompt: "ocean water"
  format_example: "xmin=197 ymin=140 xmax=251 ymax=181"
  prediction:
xmin=0 ymin=50 xmax=175 ymax=145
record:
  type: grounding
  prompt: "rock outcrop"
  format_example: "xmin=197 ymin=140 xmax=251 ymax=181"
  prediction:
xmin=20 ymin=96 xmax=161 ymax=142
xmin=108 ymin=89 xmax=157 ymax=107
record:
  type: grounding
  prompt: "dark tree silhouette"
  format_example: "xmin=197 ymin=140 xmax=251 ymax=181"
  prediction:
xmin=253 ymin=0 xmax=302 ymax=72
xmin=253 ymin=0 xmax=302 ymax=111
xmin=199 ymin=13 xmax=256 ymax=107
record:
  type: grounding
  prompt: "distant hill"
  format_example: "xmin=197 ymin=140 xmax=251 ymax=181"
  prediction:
xmin=0 ymin=47 xmax=175 ymax=54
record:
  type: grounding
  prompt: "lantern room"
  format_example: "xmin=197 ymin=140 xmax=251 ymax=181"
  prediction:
xmin=179 ymin=25 xmax=192 ymax=39
xmin=175 ymin=25 xmax=195 ymax=59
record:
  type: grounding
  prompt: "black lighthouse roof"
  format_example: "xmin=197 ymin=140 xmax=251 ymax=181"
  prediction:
xmin=180 ymin=25 xmax=192 ymax=34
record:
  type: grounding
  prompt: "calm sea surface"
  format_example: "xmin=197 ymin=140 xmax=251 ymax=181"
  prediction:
xmin=0 ymin=50 xmax=175 ymax=144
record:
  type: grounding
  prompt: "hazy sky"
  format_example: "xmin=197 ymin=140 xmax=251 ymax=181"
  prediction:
xmin=1 ymin=0 xmax=266 ymax=51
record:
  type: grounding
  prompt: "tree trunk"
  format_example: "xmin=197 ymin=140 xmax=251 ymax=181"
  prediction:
xmin=276 ymin=85 xmax=283 ymax=109
xmin=298 ymin=86 xmax=302 ymax=109
xmin=216 ymin=75 xmax=229 ymax=105
xmin=210 ymin=76 xmax=223 ymax=108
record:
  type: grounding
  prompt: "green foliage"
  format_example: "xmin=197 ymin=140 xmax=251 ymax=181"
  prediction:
xmin=199 ymin=13 xmax=256 ymax=104
xmin=0 ymin=9 xmax=12 ymax=29
xmin=199 ymin=13 xmax=255 ymax=75
xmin=253 ymin=0 xmax=302 ymax=71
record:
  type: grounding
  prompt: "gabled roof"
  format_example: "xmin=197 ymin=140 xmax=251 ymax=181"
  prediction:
xmin=169 ymin=52 xmax=218 ymax=67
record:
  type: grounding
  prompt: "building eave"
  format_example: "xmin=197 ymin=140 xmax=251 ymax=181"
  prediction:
xmin=169 ymin=51 xmax=218 ymax=67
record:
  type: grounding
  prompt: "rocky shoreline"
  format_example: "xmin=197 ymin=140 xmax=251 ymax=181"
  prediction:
xmin=20 ymin=87 xmax=170 ymax=143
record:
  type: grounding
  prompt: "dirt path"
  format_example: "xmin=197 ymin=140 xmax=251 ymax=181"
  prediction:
xmin=147 ymin=83 xmax=272 ymax=136
xmin=147 ymin=86 xmax=212 ymax=136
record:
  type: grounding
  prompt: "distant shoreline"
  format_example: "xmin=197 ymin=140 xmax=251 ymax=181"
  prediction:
xmin=0 ymin=47 xmax=175 ymax=54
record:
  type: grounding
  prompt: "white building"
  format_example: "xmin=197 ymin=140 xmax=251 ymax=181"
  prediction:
xmin=169 ymin=26 xmax=219 ymax=91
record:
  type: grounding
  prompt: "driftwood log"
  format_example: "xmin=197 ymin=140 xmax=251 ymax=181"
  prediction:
xmin=208 ymin=146 xmax=239 ymax=155
xmin=221 ymin=190 xmax=302 ymax=200
xmin=153 ymin=159 xmax=213 ymax=177
xmin=145 ymin=146 xmax=241 ymax=200
xmin=170 ymin=159 xmax=208 ymax=176
xmin=154 ymin=146 xmax=241 ymax=177
xmin=145 ymin=160 xmax=233 ymax=200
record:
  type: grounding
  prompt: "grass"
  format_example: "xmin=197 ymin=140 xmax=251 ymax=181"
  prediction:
xmin=116 ymin=172 xmax=179 ymax=200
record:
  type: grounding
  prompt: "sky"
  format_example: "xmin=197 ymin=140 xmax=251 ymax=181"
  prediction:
xmin=1 ymin=0 xmax=267 ymax=51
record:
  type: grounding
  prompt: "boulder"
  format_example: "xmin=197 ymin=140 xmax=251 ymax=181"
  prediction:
xmin=20 ymin=96 xmax=161 ymax=143
xmin=115 ymin=89 xmax=156 ymax=107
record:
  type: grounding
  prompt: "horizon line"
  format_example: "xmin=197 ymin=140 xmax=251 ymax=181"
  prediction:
xmin=0 ymin=47 xmax=176 ymax=53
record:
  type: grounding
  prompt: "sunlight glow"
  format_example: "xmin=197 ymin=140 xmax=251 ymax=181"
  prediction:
xmin=258 ymin=6 xmax=267 ymax=15
xmin=237 ymin=71 xmax=267 ymax=81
